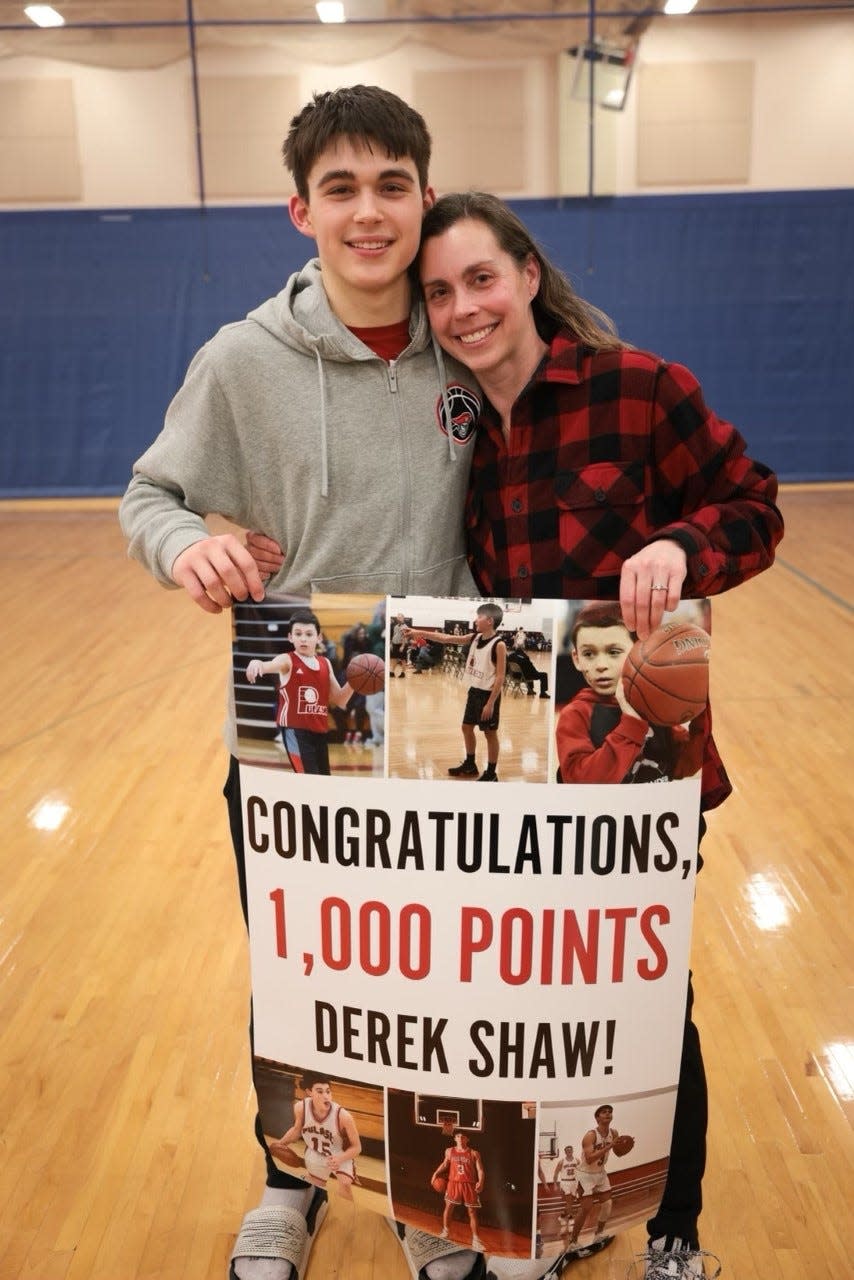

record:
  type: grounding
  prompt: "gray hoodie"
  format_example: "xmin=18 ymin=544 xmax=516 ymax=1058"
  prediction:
xmin=120 ymin=259 xmax=481 ymax=601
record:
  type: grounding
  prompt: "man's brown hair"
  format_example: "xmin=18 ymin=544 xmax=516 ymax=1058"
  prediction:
xmin=283 ymin=85 xmax=432 ymax=198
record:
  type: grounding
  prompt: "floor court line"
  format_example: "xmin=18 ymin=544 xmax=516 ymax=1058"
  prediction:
xmin=774 ymin=555 xmax=852 ymax=612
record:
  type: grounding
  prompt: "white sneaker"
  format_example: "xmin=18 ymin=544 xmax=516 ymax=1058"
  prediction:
xmin=471 ymin=1236 xmax=485 ymax=1252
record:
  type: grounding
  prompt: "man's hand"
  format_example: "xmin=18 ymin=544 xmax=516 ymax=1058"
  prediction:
xmin=620 ymin=540 xmax=687 ymax=639
xmin=171 ymin=534 xmax=267 ymax=614
xmin=245 ymin=530 xmax=285 ymax=579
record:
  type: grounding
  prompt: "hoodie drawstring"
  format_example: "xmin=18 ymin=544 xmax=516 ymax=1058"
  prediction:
xmin=314 ymin=348 xmax=330 ymax=497
xmin=431 ymin=335 xmax=458 ymax=465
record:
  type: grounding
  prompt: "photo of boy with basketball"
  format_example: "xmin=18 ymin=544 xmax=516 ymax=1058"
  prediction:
xmin=245 ymin=607 xmax=358 ymax=775
xmin=268 ymin=1073 xmax=361 ymax=1201
xmin=555 ymin=601 xmax=707 ymax=786
xmin=566 ymin=1105 xmax=633 ymax=1251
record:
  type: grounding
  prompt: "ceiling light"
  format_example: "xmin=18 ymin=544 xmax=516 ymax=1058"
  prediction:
xmin=603 ymin=87 xmax=628 ymax=109
xmin=315 ymin=1 xmax=346 ymax=21
xmin=24 ymin=4 xmax=65 ymax=26
xmin=663 ymin=0 xmax=698 ymax=12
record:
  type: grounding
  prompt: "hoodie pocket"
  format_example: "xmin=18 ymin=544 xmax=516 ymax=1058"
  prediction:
xmin=310 ymin=572 xmax=404 ymax=595
xmin=410 ymin=556 xmax=478 ymax=599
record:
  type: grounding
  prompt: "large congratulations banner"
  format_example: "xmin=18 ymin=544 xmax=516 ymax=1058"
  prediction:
xmin=234 ymin=592 xmax=711 ymax=1262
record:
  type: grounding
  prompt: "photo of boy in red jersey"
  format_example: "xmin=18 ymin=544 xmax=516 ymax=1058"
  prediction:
xmin=432 ymin=1130 xmax=487 ymax=1252
xmin=555 ymin=602 xmax=705 ymax=786
xmin=246 ymin=608 xmax=356 ymax=775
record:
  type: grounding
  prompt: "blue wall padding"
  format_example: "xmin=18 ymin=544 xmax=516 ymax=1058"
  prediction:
xmin=1 ymin=189 xmax=852 ymax=495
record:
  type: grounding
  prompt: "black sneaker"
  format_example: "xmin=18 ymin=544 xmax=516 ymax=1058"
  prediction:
xmin=478 ymin=771 xmax=498 ymax=782
xmin=448 ymin=760 xmax=479 ymax=777
xmin=563 ymin=1235 xmax=615 ymax=1264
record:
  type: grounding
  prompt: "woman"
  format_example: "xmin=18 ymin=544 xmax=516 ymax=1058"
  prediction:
xmin=416 ymin=192 xmax=782 ymax=1279
xmin=418 ymin=191 xmax=780 ymax=635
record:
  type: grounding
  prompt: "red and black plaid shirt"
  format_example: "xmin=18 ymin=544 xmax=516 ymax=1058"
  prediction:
xmin=465 ymin=329 xmax=784 ymax=810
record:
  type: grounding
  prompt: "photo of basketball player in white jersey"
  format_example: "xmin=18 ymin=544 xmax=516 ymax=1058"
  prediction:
xmin=245 ymin=608 xmax=356 ymax=775
xmin=388 ymin=595 xmax=554 ymax=783
xmin=554 ymin=1143 xmax=580 ymax=1199
xmin=402 ymin=602 xmax=506 ymax=781
xmin=267 ymin=1072 xmax=361 ymax=1200
xmin=566 ymin=1104 xmax=634 ymax=1250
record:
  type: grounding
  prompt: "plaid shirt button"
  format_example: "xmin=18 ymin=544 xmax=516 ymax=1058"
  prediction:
xmin=518 ymin=565 xmax=529 ymax=578
xmin=594 ymin=488 xmax=606 ymax=501
xmin=511 ymin=499 xmax=522 ymax=512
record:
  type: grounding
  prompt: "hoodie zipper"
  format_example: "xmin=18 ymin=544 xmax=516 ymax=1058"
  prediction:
xmin=387 ymin=357 xmax=411 ymax=593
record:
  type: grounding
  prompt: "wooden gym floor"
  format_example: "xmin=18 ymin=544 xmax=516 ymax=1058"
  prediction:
xmin=0 ymin=486 xmax=851 ymax=1280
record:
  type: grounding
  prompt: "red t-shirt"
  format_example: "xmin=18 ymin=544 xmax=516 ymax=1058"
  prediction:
xmin=348 ymin=319 xmax=411 ymax=362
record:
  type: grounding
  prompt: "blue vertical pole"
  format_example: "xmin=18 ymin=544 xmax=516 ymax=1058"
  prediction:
xmin=186 ymin=0 xmax=210 ymax=280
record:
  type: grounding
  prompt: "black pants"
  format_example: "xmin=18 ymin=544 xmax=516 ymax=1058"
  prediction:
xmin=224 ymin=755 xmax=307 ymax=1189
xmin=645 ymin=814 xmax=709 ymax=1246
xmin=645 ymin=974 xmax=707 ymax=1244
xmin=507 ymin=648 xmax=549 ymax=697
xmin=226 ymin=757 xmax=709 ymax=1222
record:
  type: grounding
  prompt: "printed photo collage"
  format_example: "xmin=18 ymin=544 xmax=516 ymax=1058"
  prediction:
xmin=233 ymin=590 xmax=710 ymax=1257
xmin=232 ymin=591 xmax=711 ymax=788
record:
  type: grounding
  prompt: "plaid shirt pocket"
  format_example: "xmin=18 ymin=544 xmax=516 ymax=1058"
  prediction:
xmin=555 ymin=461 xmax=647 ymax=576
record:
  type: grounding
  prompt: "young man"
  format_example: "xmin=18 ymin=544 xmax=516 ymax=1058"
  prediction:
xmin=403 ymin=602 xmax=506 ymax=781
xmin=119 ymin=87 xmax=486 ymax=1280
xmin=555 ymin=602 xmax=704 ymax=785
xmin=245 ymin=608 xmax=355 ymax=774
